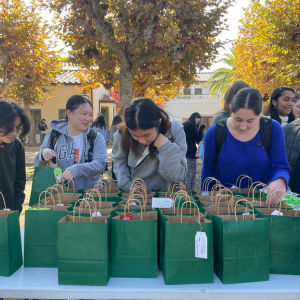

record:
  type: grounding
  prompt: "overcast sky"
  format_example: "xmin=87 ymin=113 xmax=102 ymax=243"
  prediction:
xmin=206 ymin=0 xmax=253 ymax=71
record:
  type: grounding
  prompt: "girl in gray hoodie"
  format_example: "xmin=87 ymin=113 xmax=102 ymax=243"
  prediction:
xmin=112 ymin=97 xmax=187 ymax=189
xmin=34 ymin=95 xmax=107 ymax=191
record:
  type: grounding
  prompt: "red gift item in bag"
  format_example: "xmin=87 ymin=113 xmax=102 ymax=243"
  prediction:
xmin=121 ymin=213 xmax=132 ymax=220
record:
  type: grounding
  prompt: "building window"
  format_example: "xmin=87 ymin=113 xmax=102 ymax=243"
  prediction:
xmin=30 ymin=109 xmax=41 ymax=134
xmin=183 ymin=89 xmax=190 ymax=95
xmin=100 ymin=106 xmax=109 ymax=128
xmin=195 ymin=88 xmax=202 ymax=95
xmin=58 ymin=109 xmax=66 ymax=120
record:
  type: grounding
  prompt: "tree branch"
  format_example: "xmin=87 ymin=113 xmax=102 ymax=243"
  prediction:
xmin=131 ymin=51 xmax=158 ymax=74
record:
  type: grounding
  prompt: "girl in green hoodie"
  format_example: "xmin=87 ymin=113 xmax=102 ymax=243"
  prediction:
xmin=0 ymin=99 xmax=30 ymax=213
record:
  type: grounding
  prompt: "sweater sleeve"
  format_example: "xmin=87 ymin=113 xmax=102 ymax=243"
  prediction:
xmin=268 ymin=120 xmax=290 ymax=188
xmin=14 ymin=142 xmax=26 ymax=213
xmin=200 ymin=125 xmax=217 ymax=191
xmin=156 ymin=125 xmax=188 ymax=183
xmin=68 ymin=133 xmax=107 ymax=179
xmin=186 ymin=123 xmax=204 ymax=144
xmin=111 ymin=131 xmax=132 ymax=189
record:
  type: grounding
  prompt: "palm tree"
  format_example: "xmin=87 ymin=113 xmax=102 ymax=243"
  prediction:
xmin=206 ymin=48 xmax=235 ymax=98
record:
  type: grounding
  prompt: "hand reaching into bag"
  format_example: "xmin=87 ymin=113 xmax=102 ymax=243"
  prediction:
xmin=266 ymin=177 xmax=286 ymax=206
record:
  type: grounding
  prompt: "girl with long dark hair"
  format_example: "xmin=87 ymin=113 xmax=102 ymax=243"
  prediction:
xmin=111 ymin=97 xmax=187 ymax=189
xmin=201 ymin=88 xmax=290 ymax=205
xmin=0 ymin=99 xmax=30 ymax=213
xmin=34 ymin=95 xmax=107 ymax=190
xmin=91 ymin=115 xmax=110 ymax=145
xmin=265 ymin=87 xmax=295 ymax=127
xmin=182 ymin=112 xmax=206 ymax=190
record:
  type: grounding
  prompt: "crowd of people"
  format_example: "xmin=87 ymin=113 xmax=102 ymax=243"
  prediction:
xmin=0 ymin=81 xmax=300 ymax=212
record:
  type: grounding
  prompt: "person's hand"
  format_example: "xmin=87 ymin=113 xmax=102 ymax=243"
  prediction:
xmin=266 ymin=177 xmax=286 ymax=206
xmin=154 ymin=133 xmax=169 ymax=148
xmin=62 ymin=169 xmax=74 ymax=182
xmin=41 ymin=148 xmax=56 ymax=161
xmin=199 ymin=124 xmax=206 ymax=131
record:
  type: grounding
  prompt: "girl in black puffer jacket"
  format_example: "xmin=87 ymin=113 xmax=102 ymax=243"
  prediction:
xmin=182 ymin=112 xmax=206 ymax=190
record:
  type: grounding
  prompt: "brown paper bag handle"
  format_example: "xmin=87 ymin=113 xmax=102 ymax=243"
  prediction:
xmin=86 ymin=188 xmax=102 ymax=208
xmin=213 ymin=188 xmax=233 ymax=205
xmin=180 ymin=200 xmax=200 ymax=223
xmin=73 ymin=199 xmax=92 ymax=222
xmin=267 ymin=190 xmax=286 ymax=213
xmin=38 ymin=191 xmax=55 ymax=209
xmin=236 ymin=175 xmax=252 ymax=192
xmin=52 ymin=184 xmax=68 ymax=205
xmin=202 ymin=177 xmax=220 ymax=193
xmin=82 ymin=193 xmax=100 ymax=217
xmin=234 ymin=199 xmax=254 ymax=220
xmin=171 ymin=182 xmax=186 ymax=195
xmin=46 ymin=186 xmax=62 ymax=206
xmin=175 ymin=193 xmax=194 ymax=215
xmin=124 ymin=198 xmax=143 ymax=219
xmin=65 ymin=179 xmax=76 ymax=194
xmin=46 ymin=154 xmax=60 ymax=168
xmin=249 ymin=182 xmax=268 ymax=205
xmin=0 ymin=191 xmax=8 ymax=215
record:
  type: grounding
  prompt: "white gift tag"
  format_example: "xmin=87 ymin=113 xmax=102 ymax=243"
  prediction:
xmin=271 ymin=210 xmax=283 ymax=216
xmin=152 ymin=198 xmax=173 ymax=208
xmin=92 ymin=211 xmax=102 ymax=217
xmin=3 ymin=208 xmax=10 ymax=211
xmin=242 ymin=212 xmax=250 ymax=215
xmin=201 ymin=192 xmax=209 ymax=196
xmin=195 ymin=232 xmax=207 ymax=259
xmin=56 ymin=203 xmax=64 ymax=206
xmin=231 ymin=185 xmax=238 ymax=189
xmin=129 ymin=202 xmax=137 ymax=205
xmin=259 ymin=188 xmax=268 ymax=194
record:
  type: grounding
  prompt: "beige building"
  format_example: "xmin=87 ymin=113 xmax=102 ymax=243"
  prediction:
xmin=30 ymin=71 xmax=117 ymax=142
xmin=166 ymin=73 xmax=222 ymax=128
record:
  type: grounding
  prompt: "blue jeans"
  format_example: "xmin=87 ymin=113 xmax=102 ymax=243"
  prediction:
xmin=40 ymin=131 xmax=46 ymax=145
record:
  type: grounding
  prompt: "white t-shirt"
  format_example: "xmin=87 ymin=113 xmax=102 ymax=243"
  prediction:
xmin=69 ymin=132 xmax=84 ymax=163
xmin=279 ymin=116 xmax=289 ymax=127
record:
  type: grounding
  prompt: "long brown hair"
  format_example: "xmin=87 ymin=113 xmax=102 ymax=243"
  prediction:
xmin=219 ymin=80 xmax=250 ymax=114
xmin=120 ymin=97 xmax=172 ymax=159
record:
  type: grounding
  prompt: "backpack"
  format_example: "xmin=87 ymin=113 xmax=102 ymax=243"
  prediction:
xmin=214 ymin=116 xmax=273 ymax=179
xmin=49 ymin=128 xmax=97 ymax=163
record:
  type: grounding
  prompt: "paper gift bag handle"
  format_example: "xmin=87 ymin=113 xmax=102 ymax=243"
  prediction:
xmin=46 ymin=186 xmax=62 ymax=206
xmin=82 ymin=193 xmax=100 ymax=217
xmin=86 ymin=189 xmax=102 ymax=208
xmin=46 ymin=154 xmax=60 ymax=168
xmin=176 ymin=193 xmax=194 ymax=215
xmin=234 ymin=199 xmax=254 ymax=220
xmin=102 ymin=178 xmax=112 ymax=193
xmin=215 ymin=194 xmax=234 ymax=215
xmin=236 ymin=175 xmax=253 ymax=192
xmin=248 ymin=182 xmax=268 ymax=205
xmin=129 ymin=190 xmax=146 ymax=210
xmin=202 ymin=177 xmax=220 ymax=193
xmin=176 ymin=196 xmax=195 ymax=215
xmin=131 ymin=177 xmax=146 ymax=189
xmin=213 ymin=188 xmax=233 ymax=205
xmin=267 ymin=190 xmax=286 ymax=213
xmin=64 ymin=179 xmax=76 ymax=194
xmin=171 ymin=182 xmax=186 ymax=195
xmin=38 ymin=190 xmax=55 ymax=209
xmin=0 ymin=191 xmax=8 ymax=216
xmin=180 ymin=200 xmax=200 ymax=223
xmin=124 ymin=198 xmax=143 ymax=219
xmin=73 ymin=199 xmax=92 ymax=222
xmin=52 ymin=184 xmax=68 ymax=206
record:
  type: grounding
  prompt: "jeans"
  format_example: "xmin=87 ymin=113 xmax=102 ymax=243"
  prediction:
xmin=40 ymin=131 xmax=46 ymax=145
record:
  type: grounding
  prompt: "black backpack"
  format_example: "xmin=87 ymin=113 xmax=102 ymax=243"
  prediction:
xmin=13 ymin=138 xmax=21 ymax=158
xmin=49 ymin=128 xmax=97 ymax=163
xmin=214 ymin=116 xmax=273 ymax=179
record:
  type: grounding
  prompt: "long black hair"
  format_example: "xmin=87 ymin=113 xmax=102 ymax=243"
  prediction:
xmin=65 ymin=95 xmax=93 ymax=121
xmin=183 ymin=112 xmax=201 ymax=130
xmin=265 ymin=87 xmax=295 ymax=124
xmin=0 ymin=99 xmax=30 ymax=140
xmin=231 ymin=88 xmax=262 ymax=116
xmin=121 ymin=97 xmax=172 ymax=158
xmin=111 ymin=115 xmax=122 ymax=127
xmin=92 ymin=115 xmax=106 ymax=129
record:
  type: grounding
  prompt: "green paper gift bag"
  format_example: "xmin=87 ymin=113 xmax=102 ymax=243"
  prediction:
xmin=24 ymin=191 xmax=69 ymax=268
xmin=110 ymin=199 xmax=157 ymax=278
xmin=255 ymin=194 xmax=300 ymax=275
xmin=0 ymin=192 xmax=23 ymax=277
xmin=162 ymin=201 xmax=214 ymax=285
xmin=29 ymin=166 xmax=57 ymax=206
xmin=213 ymin=199 xmax=269 ymax=284
xmin=58 ymin=199 xmax=110 ymax=286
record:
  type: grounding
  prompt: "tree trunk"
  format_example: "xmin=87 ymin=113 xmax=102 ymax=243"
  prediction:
xmin=23 ymin=100 xmax=36 ymax=146
xmin=118 ymin=67 xmax=134 ymax=114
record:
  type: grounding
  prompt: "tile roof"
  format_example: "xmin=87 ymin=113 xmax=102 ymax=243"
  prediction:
xmin=195 ymin=72 xmax=213 ymax=82
xmin=56 ymin=70 xmax=81 ymax=84
xmin=99 ymin=93 xmax=118 ymax=104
